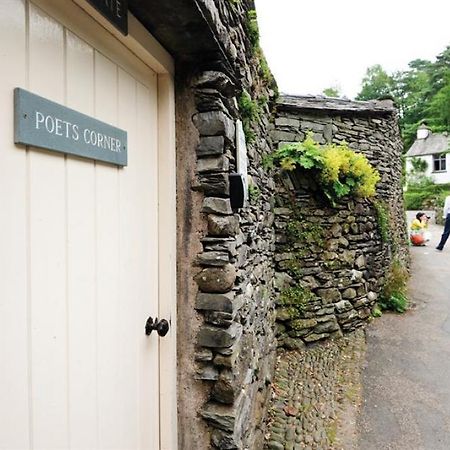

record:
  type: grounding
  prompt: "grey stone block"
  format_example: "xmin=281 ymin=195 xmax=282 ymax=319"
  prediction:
xmin=335 ymin=300 xmax=353 ymax=313
xmin=196 ymin=292 xmax=234 ymax=313
xmin=204 ymin=311 xmax=234 ymax=327
xmin=197 ymin=136 xmax=225 ymax=156
xmin=195 ymin=264 xmax=236 ymax=293
xmin=274 ymin=117 xmax=300 ymax=128
xmin=316 ymin=288 xmax=341 ymax=304
xmin=196 ymin=251 xmax=230 ymax=267
xmin=193 ymin=111 xmax=235 ymax=141
xmin=202 ymin=197 xmax=233 ymax=215
xmin=195 ymin=348 xmax=214 ymax=362
xmin=212 ymin=370 xmax=237 ymax=404
xmin=196 ymin=173 xmax=230 ymax=196
xmin=197 ymin=323 xmax=242 ymax=349
xmin=342 ymin=288 xmax=357 ymax=299
xmin=192 ymin=71 xmax=237 ymax=97
xmin=195 ymin=364 xmax=220 ymax=381
xmin=197 ymin=155 xmax=229 ymax=173
xmin=201 ymin=402 xmax=236 ymax=433
xmin=208 ymin=214 xmax=239 ymax=237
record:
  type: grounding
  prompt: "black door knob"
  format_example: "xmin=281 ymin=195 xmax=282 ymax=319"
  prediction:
xmin=145 ymin=316 xmax=170 ymax=337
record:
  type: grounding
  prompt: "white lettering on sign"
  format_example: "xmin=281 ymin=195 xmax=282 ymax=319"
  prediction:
xmin=35 ymin=111 xmax=80 ymax=140
xmin=35 ymin=111 xmax=121 ymax=152
xmin=83 ymin=128 xmax=121 ymax=152
xmin=103 ymin=0 xmax=123 ymax=18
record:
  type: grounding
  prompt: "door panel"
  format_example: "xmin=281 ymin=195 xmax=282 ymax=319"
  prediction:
xmin=0 ymin=1 xmax=29 ymax=448
xmin=0 ymin=1 xmax=161 ymax=448
xmin=66 ymin=30 xmax=97 ymax=448
xmin=29 ymin=5 xmax=69 ymax=447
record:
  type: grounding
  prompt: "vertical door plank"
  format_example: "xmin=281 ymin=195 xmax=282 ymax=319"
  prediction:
xmin=65 ymin=30 xmax=98 ymax=449
xmin=94 ymin=51 xmax=121 ymax=449
xmin=0 ymin=1 xmax=30 ymax=448
xmin=28 ymin=3 xmax=68 ymax=448
xmin=157 ymin=74 xmax=178 ymax=450
xmin=136 ymin=80 xmax=160 ymax=450
xmin=117 ymin=68 xmax=140 ymax=448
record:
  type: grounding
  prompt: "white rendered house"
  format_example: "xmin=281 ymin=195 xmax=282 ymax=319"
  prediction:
xmin=405 ymin=124 xmax=450 ymax=184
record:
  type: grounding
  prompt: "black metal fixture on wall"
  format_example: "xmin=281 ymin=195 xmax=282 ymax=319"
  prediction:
xmin=229 ymin=173 xmax=245 ymax=209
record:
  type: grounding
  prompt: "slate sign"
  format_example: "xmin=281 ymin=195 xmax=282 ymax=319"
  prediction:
xmin=14 ymin=88 xmax=127 ymax=166
xmin=86 ymin=0 xmax=128 ymax=35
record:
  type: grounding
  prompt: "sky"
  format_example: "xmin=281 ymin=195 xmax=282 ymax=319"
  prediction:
xmin=254 ymin=0 xmax=450 ymax=99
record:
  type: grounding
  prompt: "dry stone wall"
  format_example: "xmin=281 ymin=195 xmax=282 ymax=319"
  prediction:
xmin=131 ymin=0 xmax=408 ymax=448
xmin=190 ymin=75 xmax=277 ymax=449
xmin=271 ymin=96 xmax=409 ymax=348
xmin=175 ymin=1 xmax=280 ymax=448
xmin=160 ymin=0 xmax=408 ymax=446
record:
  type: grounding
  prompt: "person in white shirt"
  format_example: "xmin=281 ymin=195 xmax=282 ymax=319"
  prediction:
xmin=436 ymin=195 xmax=450 ymax=250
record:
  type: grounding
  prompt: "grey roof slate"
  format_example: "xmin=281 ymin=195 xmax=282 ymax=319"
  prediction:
xmin=277 ymin=94 xmax=397 ymax=115
xmin=405 ymin=133 xmax=450 ymax=157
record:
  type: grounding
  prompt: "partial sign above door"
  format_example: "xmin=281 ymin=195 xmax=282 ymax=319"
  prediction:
xmin=86 ymin=0 xmax=128 ymax=35
xmin=14 ymin=88 xmax=128 ymax=166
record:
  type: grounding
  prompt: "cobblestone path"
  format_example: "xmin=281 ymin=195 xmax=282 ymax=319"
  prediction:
xmin=265 ymin=330 xmax=366 ymax=450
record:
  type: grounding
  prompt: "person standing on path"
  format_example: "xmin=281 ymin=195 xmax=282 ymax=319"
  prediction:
xmin=436 ymin=195 xmax=450 ymax=250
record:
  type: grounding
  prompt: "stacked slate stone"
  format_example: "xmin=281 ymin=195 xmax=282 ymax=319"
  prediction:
xmin=171 ymin=0 xmax=281 ymax=447
xmin=274 ymin=184 xmax=381 ymax=347
xmin=190 ymin=67 xmax=277 ymax=447
xmin=271 ymin=96 xmax=408 ymax=348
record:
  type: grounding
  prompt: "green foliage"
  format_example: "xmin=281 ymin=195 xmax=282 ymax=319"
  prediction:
xmin=238 ymin=90 xmax=261 ymax=143
xmin=246 ymin=10 xmax=259 ymax=50
xmin=278 ymin=210 xmax=326 ymax=278
xmin=239 ymin=90 xmax=259 ymax=121
xmin=379 ymin=260 xmax=409 ymax=313
xmin=372 ymin=200 xmax=390 ymax=243
xmin=356 ymin=65 xmax=394 ymax=101
xmin=404 ymin=191 xmax=431 ymax=210
xmin=372 ymin=305 xmax=382 ymax=318
xmin=266 ymin=134 xmax=380 ymax=203
xmin=278 ymin=284 xmax=315 ymax=316
xmin=322 ymin=86 xmax=341 ymax=98
xmin=255 ymin=48 xmax=273 ymax=83
xmin=286 ymin=219 xmax=324 ymax=248
xmin=410 ymin=157 xmax=428 ymax=173
xmin=356 ymin=45 xmax=450 ymax=149
xmin=404 ymin=180 xmax=450 ymax=212
xmin=248 ymin=184 xmax=260 ymax=204
xmin=279 ymin=284 xmax=315 ymax=306
xmin=380 ymin=292 xmax=408 ymax=313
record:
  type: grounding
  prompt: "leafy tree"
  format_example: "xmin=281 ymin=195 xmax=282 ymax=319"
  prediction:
xmin=322 ymin=86 xmax=341 ymax=97
xmin=356 ymin=45 xmax=450 ymax=149
xmin=428 ymin=83 xmax=450 ymax=130
xmin=356 ymin=65 xmax=394 ymax=101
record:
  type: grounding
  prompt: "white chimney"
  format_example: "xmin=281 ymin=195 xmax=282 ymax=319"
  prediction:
xmin=417 ymin=124 xmax=430 ymax=140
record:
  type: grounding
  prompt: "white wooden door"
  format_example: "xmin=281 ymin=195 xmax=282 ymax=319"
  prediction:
xmin=0 ymin=1 xmax=174 ymax=449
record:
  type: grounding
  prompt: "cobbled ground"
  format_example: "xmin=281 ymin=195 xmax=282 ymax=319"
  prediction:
xmin=265 ymin=329 xmax=366 ymax=450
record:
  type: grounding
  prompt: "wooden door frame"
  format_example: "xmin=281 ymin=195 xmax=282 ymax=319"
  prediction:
xmin=30 ymin=1 xmax=177 ymax=448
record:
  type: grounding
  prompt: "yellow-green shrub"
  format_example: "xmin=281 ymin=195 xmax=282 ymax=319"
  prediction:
xmin=266 ymin=134 xmax=380 ymax=202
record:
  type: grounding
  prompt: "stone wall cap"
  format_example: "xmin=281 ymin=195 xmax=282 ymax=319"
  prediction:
xmin=277 ymin=94 xmax=397 ymax=115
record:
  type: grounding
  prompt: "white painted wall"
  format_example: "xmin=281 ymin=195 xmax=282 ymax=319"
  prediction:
xmin=406 ymin=153 xmax=450 ymax=185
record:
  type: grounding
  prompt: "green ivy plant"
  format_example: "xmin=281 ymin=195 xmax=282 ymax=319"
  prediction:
xmin=238 ymin=90 xmax=261 ymax=143
xmin=246 ymin=10 xmax=259 ymax=50
xmin=248 ymin=184 xmax=260 ymax=204
xmin=372 ymin=199 xmax=390 ymax=243
xmin=278 ymin=284 xmax=315 ymax=319
xmin=265 ymin=134 xmax=380 ymax=203
xmin=379 ymin=259 xmax=409 ymax=313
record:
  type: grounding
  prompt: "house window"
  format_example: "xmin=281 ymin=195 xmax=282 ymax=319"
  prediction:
xmin=433 ymin=153 xmax=446 ymax=172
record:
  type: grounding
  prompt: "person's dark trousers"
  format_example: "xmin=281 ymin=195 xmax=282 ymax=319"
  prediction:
xmin=437 ymin=213 xmax=450 ymax=250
